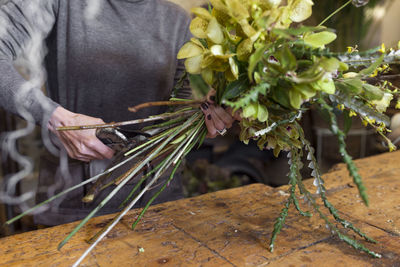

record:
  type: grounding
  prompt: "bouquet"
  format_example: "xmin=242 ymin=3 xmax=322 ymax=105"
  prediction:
xmin=6 ymin=0 xmax=400 ymax=265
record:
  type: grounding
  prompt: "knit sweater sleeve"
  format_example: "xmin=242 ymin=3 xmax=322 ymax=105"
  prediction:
xmin=173 ymin=17 xmax=192 ymax=100
xmin=0 ymin=0 xmax=59 ymax=125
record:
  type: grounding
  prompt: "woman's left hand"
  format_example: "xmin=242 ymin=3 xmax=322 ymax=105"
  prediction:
xmin=200 ymin=89 xmax=239 ymax=138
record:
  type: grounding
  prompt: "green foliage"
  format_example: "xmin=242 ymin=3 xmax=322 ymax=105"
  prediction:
xmin=6 ymin=1 xmax=400 ymax=263
xmin=269 ymin=199 xmax=291 ymax=252
xmin=318 ymin=97 xmax=369 ymax=205
xmin=176 ymin=1 xmax=399 ymax=256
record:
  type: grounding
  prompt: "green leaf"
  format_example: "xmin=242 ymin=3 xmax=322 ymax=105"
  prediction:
xmin=271 ymin=87 xmax=291 ymax=109
xmin=303 ymin=31 xmax=337 ymax=48
xmin=201 ymin=69 xmax=214 ymax=85
xmin=248 ymin=44 xmax=268 ymax=81
xmin=319 ymin=57 xmax=340 ymax=72
xmin=293 ymin=83 xmax=316 ymax=99
xmin=272 ymin=26 xmax=324 ymax=39
xmin=343 ymin=110 xmax=353 ymax=135
xmin=336 ymin=79 xmax=363 ymax=94
xmin=189 ymin=74 xmax=209 ymax=96
xmin=279 ymin=45 xmax=297 ymax=70
xmin=223 ymin=82 xmax=270 ymax=110
xmin=289 ymin=89 xmax=303 ymax=109
xmin=359 ymin=55 xmax=384 ymax=76
xmin=314 ymin=78 xmax=336 ymax=94
xmin=221 ymin=74 xmax=249 ymax=101
xmin=362 ymin=84 xmax=384 ymax=101
xmin=338 ymin=61 xmax=349 ymax=71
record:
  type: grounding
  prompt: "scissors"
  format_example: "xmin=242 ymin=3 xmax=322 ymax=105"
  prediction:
xmin=95 ymin=127 xmax=151 ymax=152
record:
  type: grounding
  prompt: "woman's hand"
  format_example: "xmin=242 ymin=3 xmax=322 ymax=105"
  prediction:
xmin=200 ymin=89 xmax=240 ymax=138
xmin=48 ymin=106 xmax=115 ymax=162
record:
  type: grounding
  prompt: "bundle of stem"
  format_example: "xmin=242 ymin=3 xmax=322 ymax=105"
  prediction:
xmin=5 ymin=105 xmax=207 ymax=266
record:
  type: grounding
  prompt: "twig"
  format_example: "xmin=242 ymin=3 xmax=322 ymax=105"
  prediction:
xmin=57 ymin=110 xmax=196 ymax=131
xmin=364 ymin=74 xmax=400 ymax=83
xmin=128 ymin=100 xmax=204 ymax=112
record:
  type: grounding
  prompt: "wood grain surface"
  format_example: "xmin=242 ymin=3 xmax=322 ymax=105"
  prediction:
xmin=1 ymin=151 xmax=400 ymax=266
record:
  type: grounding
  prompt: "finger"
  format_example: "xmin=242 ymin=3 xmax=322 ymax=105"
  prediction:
xmin=74 ymin=156 xmax=91 ymax=163
xmin=74 ymin=139 xmax=105 ymax=160
xmin=71 ymin=129 xmax=113 ymax=160
xmin=208 ymin=106 xmax=225 ymax=131
xmin=88 ymin=138 xmax=115 ymax=159
xmin=213 ymin=106 xmax=234 ymax=128
xmin=58 ymin=133 xmax=82 ymax=159
xmin=226 ymin=107 xmax=242 ymax=121
xmin=61 ymin=142 xmax=91 ymax=162
xmin=206 ymin=88 xmax=216 ymax=104
xmin=200 ymin=102 xmax=217 ymax=138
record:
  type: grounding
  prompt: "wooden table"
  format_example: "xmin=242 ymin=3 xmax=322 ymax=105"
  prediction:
xmin=1 ymin=151 xmax=400 ymax=266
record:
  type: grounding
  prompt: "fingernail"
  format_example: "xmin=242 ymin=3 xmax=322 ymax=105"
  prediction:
xmin=210 ymin=96 xmax=215 ymax=101
xmin=207 ymin=114 xmax=212 ymax=120
xmin=201 ymin=103 xmax=209 ymax=110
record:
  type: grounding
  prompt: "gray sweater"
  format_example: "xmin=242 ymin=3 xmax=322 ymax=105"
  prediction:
xmin=0 ymin=0 xmax=191 ymax=124
xmin=0 ymin=0 xmax=191 ymax=225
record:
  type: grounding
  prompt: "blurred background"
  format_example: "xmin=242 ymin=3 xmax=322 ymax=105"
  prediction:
xmin=1 ymin=0 xmax=400 ymax=237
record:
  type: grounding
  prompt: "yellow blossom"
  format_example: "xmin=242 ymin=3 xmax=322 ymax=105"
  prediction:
xmin=378 ymin=43 xmax=386 ymax=54
xmin=388 ymin=141 xmax=397 ymax=152
xmin=396 ymin=100 xmax=400 ymax=109
xmin=369 ymin=69 xmax=378 ymax=78
xmin=349 ymin=110 xmax=357 ymax=117
xmin=362 ymin=119 xmax=368 ymax=127
xmin=347 ymin=45 xmax=358 ymax=53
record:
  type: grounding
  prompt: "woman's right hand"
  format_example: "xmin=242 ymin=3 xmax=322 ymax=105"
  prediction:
xmin=48 ymin=106 xmax=114 ymax=162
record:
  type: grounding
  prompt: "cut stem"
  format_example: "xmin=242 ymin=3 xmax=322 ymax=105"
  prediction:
xmin=58 ymin=113 xmax=201 ymax=250
xmin=128 ymin=100 xmax=204 ymax=112
xmin=77 ymin=118 xmax=203 ymax=266
xmin=57 ymin=110 xmax=196 ymax=131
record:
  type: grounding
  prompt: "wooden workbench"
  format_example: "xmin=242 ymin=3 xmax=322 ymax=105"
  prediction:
xmin=1 ymin=151 xmax=400 ymax=266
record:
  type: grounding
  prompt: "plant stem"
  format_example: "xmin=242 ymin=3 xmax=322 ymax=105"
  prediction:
xmin=318 ymin=0 xmax=352 ymax=27
xmin=5 ymin=147 xmax=149 ymax=225
xmin=56 ymin=110 xmax=196 ymax=131
xmin=131 ymin=159 xmax=183 ymax=230
xmin=76 ymin=117 xmax=203 ymax=266
xmin=58 ymin=113 xmax=201 ymax=250
xmin=128 ymin=100 xmax=203 ymax=112
xmin=317 ymin=98 xmax=369 ymax=206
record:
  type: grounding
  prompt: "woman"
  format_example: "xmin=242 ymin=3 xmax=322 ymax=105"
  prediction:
xmin=0 ymin=0 xmax=233 ymax=226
